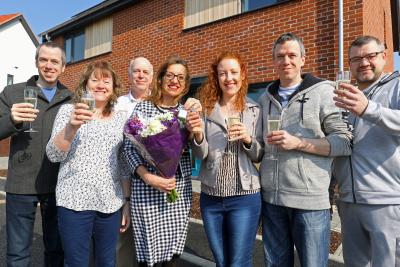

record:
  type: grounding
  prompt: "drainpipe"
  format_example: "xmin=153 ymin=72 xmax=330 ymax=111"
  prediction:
xmin=338 ymin=0 xmax=344 ymax=72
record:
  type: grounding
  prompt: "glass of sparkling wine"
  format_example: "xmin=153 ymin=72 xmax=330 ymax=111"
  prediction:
xmin=81 ymin=91 xmax=96 ymax=113
xmin=266 ymin=115 xmax=281 ymax=159
xmin=336 ymin=71 xmax=351 ymax=97
xmin=81 ymin=91 xmax=96 ymax=131
xmin=24 ymin=88 xmax=38 ymax=133
xmin=227 ymin=115 xmax=240 ymax=141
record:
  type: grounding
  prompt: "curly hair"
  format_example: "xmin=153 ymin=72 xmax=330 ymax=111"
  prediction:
xmin=198 ymin=51 xmax=248 ymax=115
xmin=74 ymin=61 xmax=123 ymax=117
xmin=147 ymin=55 xmax=190 ymax=105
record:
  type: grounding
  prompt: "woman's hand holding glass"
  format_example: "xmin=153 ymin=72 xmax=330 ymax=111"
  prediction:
xmin=69 ymin=103 xmax=95 ymax=130
xmin=228 ymin=122 xmax=251 ymax=145
xmin=186 ymin=111 xmax=203 ymax=132
xmin=184 ymin=98 xmax=204 ymax=142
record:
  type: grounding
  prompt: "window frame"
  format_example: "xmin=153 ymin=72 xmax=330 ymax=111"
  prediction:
xmin=184 ymin=0 xmax=294 ymax=30
xmin=64 ymin=30 xmax=85 ymax=64
xmin=241 ymin=0 xmax=291 ymax=13
xmin=7 ymin=74 xmax=14 ymax=86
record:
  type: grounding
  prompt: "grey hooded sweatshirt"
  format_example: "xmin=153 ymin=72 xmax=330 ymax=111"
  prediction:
xmin=333 ymin=71 xmax=400 ymax=204
xmin=260 ymin=74 xmax=352 ymax=210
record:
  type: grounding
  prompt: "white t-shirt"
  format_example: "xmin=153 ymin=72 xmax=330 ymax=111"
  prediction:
xmin=115 ymin=91 xmax=142 ymax=118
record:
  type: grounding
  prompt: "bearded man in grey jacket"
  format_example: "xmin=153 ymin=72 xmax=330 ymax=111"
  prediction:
xmin=333 ymin=36 xmax=400 ymax=267
xmin=259 ymin=33 xmax=352 ymax=267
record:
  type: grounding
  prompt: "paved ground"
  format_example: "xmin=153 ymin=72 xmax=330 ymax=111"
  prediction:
xmin=0 ymin=158 xmax=7 ymax=170
xmin=0 ymin=157 xmax=343 ymax=266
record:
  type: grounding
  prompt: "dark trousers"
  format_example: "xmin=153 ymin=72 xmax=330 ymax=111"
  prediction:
xmin=58 ymin=206 xmax=121 ymax=267
xmin=6 ymin=193 xmax=63 ymax=267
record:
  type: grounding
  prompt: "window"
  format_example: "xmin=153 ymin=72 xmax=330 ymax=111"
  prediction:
xmin=64 ymin=17 xmax=112 ymax=63
xmin=183 ymin=76 xmax=206 ymax=102
xmin=7 ymin=74 xmax=14 ymax=86
xmin=185 ymin=0 xmax=241 ymax=28
xmin=248 ymin=81 xmax=270 ymax=103
xmin=85 ymin=17 xmax=113 ymax=58
xmin=65 ymin=31 xmax=85 ymax=63
xmin=184 ymin=0 xmax=291 ymax=28
xmin=241 ymin=0 xmax=287 ymax=12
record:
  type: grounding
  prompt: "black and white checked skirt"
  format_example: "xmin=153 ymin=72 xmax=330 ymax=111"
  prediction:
xmin=130 ymin=173 xmax=192 ymax=266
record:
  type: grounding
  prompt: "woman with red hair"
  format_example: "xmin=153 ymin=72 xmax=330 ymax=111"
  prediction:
xmin=187 ymin=51 xmax=263 ymax=266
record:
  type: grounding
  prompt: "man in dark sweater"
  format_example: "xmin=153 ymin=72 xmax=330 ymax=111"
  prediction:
xmin=0 ymin=42 xmax=72 ymax=266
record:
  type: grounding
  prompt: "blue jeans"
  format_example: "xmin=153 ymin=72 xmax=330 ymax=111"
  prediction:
xmin=6 ymin=193 xmax=63 ymax=267
xmin=262 ymin=202 xmax=330 ymax=267
xmin=200 ymin=192 xmax=261 ymax=267
xmin=58 ymin=207 xmax=121 ymax=267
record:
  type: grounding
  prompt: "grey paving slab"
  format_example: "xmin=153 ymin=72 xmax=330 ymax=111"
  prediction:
xmin=0 ymin=157 xmax=8 ymax=170
xmin=191 ymin=179 xmax=201 ymax=193
xmin=0 ymin=177 xmax=5 ymax=196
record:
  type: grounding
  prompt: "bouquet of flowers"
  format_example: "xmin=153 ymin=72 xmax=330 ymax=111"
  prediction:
xmin=124 ymin=110 xmax=188 ymax=203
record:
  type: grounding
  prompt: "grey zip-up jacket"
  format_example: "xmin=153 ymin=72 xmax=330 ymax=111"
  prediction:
xmin=260 ymin=74 xmax=352 ymax=210
xmin=333 ymin=71 xmax=400 ymax=204
xmin=192 ymin=98 xmax=263 ymax=190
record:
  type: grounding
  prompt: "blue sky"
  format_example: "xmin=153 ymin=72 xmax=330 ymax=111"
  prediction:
xmin=1 ymin=1 xmax=399 ymax=70
xmin=0 ymin=1 xmax=103 ymax=35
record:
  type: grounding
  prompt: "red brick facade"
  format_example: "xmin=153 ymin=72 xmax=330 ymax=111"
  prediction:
xmin=0 ymin=0 xmax=395 ymax=157
xmin=54 ymin=0 xmax=394 ymax=92
xmin=0 ymin=139 xmax=10 ymax=157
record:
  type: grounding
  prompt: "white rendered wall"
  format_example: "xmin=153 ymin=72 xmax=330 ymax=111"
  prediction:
xmin=0 ymin=20 xmax=37 ymax=92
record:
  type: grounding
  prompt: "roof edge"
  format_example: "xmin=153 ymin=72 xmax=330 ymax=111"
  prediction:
xmin=39 ymin=0 xmax=137 ymax=40
xmin=0 ymin=14 xmax=39 ymax=47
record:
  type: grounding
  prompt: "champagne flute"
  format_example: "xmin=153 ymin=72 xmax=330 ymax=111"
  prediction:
xmin=336 ymin=71 xmax=351 ymax=97
xmin=81 ymin=91 xmax=96 ymax=113
xmin=81 ymin=91 xmax=96 ymax=131
xmin=117 ymin=107 xmax=129 ymax=127
xmin=24 ymin=88 xmax=38 ymax=133
xmin=336 ymin=70 xmax=351 ymax=120
xmin=266 ymin=115 xmax=281 ymax=160
xmin=227 ymin=114 xmax=240 ymax=142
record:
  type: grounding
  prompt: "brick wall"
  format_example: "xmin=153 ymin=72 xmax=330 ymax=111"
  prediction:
xmin=54 ymin=0 xmax=393 ymax=92
xmin=363 ymin=0 xmax=394 ymax=71
xmin=0 ymin=138 xmax=10 ymax=157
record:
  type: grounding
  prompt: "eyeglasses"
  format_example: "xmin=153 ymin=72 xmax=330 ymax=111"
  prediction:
xmin=164 ymin=72 xmax=185 ymax=83
xmin=349 ymin=51 xmax=384 ymax=64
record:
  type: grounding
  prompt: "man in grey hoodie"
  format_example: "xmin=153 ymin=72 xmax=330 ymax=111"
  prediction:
xmin=260 ymin=33 xmax=352 ymax=267
xmin=333 ymin=35 xmax=400 ymax=267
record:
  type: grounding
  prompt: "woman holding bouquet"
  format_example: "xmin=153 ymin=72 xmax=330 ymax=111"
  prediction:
xmin=186 ymin=51 xmax=263 ymax=267
xmin=46 ymin=61 xmax=131 ymax=267
xmin=123 ymin=55 xmax=194 ymax=267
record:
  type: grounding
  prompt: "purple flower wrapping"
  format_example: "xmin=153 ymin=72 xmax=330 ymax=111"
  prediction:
xmin=124 ymin=119 xmax=188 ymax=178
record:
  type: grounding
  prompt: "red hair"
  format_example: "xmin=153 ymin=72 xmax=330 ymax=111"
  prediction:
xmin=198 ymin=51 xmax=248 ymax=115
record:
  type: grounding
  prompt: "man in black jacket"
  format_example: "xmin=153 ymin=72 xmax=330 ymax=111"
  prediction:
xmin=0 ymin=42 xmax=72 ymax=267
